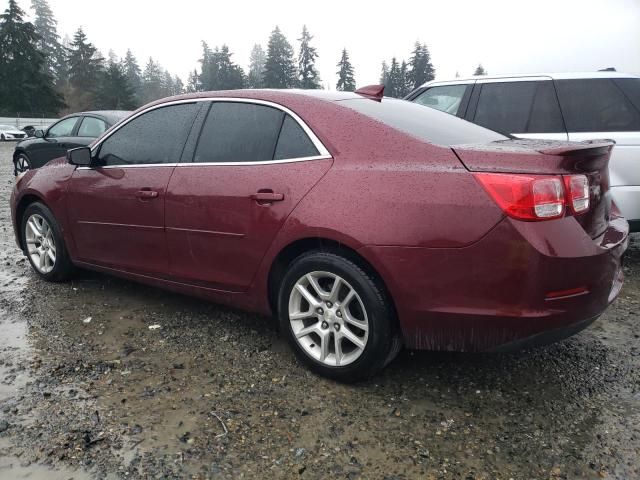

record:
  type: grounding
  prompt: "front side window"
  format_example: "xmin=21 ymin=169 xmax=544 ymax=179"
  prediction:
xmin=47 ymin=117 xmax=78 ymax=138
xmin=97 ymin=103 xmax=199 ymax=166
xmin=413 ymin=85 xmax=467 ymax=116
xmin=555 ymin=78 xmax=640 ymax=132
xmin=194 ymin=102 xmax=284 ymax=163
xmin=77 ymin=117 xmax=107 ymax=137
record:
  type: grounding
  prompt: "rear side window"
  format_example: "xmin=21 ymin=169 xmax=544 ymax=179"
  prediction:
xmin=195 ymin=102 xmax=283 ymax=163
xmin=474 ymin=81 xmax=564 ymax=134
xmin=339 ymin=97 xmax=506 ymax=146
xmin=413 ymin=85 xmax=467 ymax=116
xmin=613 ymin=78 xmax=640 ymax=113
xmin=274 ymin=115 xmax=319 ymax=159
xmin=98 ymin=103 xmax=199 ymax=166
xmin=555 ymin=78 xmax=640 ymax=132
xmin=77 ymin=117 xmax=107 ymax=137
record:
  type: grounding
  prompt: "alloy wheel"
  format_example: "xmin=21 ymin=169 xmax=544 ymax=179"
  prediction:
xmin=25 ymin=214 xmax=56 ymax=274
xmin=288 ymin=271 xmax=369 ymax=367
xmin=16 ymin=155 xmax=30 ymax=174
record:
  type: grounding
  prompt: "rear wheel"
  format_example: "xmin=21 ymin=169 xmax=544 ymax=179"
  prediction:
xmin=14 ymin=153 xmax=31 ymax=176
xmin=1 ymin=134 xmax=5 ymax=141
xmin=278 ymin=251 xmax=401 ymax=382
xmin=21 ymin=202 xmax=74 ymax=282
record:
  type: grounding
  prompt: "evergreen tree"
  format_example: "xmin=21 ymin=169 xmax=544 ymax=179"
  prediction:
xmin=247 ymin=44 xmax=266 ymax=88
xmin=387 ymin=57 xmax=402 ymax=98
xmin=263 ymin=26 xmax=297 ymax=89
xmin=122 ymin=49 xmax=142 ymax=104
xmin=186 ymin=69 xmax=201 ymax=92
xmin=67 ymin=27 xmax=104 ymax=110
xmin=474 ymin=64 xmax=487 ymax=76
xmin=399 ymin=60 xmax=411 ymax=97
xmin=199 ymin=43 xmax=245 ymax=91
xmin=97 ymin=59 xmax=136 ymax=109
xmin=379 ymin=61 xmax=390 ymax=87
xmin=173 ymin=76 xmax=184 ymax=96
xmin=141 ymin=57 xmax=164 ymax=103
xmin=408 ymin=42 xmax=435 ymax=89
xmin=297 ymin=25 xmax=320 ymax=89
xmin=30 ymin=0 xmax=61 ymax=82
xmin=335 ymin=48 xmax=355 ymax=92
xmin=0 ymin=0 xmax=63 ymax=113
xmin=161 ymin=70 xmax=174 ymax=97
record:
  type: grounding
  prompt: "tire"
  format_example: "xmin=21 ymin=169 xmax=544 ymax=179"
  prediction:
xmin=1 ymin=134 xmax=5 ymax=141
xmin=14 ymin=153 xmax=31 ymax=176
xmin=278 ymin=251 xmax=401 ymax=383
xmin=21 ymin=202 xmax=74 ymax=282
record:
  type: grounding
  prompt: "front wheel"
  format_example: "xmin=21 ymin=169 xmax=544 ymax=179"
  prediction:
xmin=21 ymin=202 xmax=74 ymax=282
xmin=278 ymin=252 xmax=401 ymax=382
xmin=14 ymin=153 xmax=31 ymax=176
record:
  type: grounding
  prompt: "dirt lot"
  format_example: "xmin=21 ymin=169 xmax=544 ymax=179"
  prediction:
xmin=0 ymin=141 xmax=638 ymax=480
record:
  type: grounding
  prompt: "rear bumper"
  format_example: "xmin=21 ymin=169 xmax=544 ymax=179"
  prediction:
xmin=610 ymin=185 xmax=640 ymax=230
xmin=359 ymin=215 xmax=628 ymax=351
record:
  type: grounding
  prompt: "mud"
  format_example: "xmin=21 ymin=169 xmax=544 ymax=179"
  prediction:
xmin=0 ymin=142 xmax=638 ymax=479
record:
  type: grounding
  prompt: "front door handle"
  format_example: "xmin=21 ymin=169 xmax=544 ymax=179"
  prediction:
xmin=136 ymin=189 xmax=159 ymax=199
xmin=251 ymin=191 xmax=285 ymax=204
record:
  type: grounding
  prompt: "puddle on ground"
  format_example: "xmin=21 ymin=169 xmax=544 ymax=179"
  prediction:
xmin=0 ymin=454 xmax=94 ymax=480
xmin=0 ymin=314 xmax=31 ymax=402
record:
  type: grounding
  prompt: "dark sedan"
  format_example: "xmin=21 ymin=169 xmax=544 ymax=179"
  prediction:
xmin=12 ymin=111 xmax=130 ymax=175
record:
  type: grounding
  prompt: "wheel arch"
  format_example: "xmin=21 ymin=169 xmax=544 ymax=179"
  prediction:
xmin=267 ymin=237 xmax=399 ymax=325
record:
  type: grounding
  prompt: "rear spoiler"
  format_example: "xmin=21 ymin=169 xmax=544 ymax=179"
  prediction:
xmin=536 ymin=139 xmax=615 ymax=156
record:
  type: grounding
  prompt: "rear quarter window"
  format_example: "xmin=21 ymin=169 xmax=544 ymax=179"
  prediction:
xmin=555 ymin=78 xmax=640 ymax=132
xmin=339 ymin=97 xmax=506 ymax=146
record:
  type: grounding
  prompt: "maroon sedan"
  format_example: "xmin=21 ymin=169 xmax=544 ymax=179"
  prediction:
xmin=10 ymin=87 xmax=628 ymax=382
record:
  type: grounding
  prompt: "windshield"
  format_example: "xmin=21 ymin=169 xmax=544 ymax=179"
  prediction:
xmin=336 ymin=97 xmax=507 ymax=146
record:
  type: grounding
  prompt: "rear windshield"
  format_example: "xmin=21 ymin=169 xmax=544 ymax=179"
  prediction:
xmin=337 ymin=97 xmax=507 ymax=146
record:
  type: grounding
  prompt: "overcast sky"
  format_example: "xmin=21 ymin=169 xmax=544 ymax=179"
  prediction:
xmin=9 ymin=0 xmax=640 ymax=88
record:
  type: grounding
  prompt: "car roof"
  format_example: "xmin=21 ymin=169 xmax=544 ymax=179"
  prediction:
xmin=419 ymin=71 xmax=640 ymax=87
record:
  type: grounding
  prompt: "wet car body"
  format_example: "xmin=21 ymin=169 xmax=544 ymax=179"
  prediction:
xmin=9 ymin=89 xmax=628 ymax=379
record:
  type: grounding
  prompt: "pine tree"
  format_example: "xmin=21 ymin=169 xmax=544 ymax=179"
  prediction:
xmin=141 ymin=57 xmax=164 ymax=103
xmin=247 ymin=44 xmax=266 ymax=88
xmin=336 ymin=48 xmax=355 ymax=92
xmin=379 ymin=61 xmax=390 ymax=87
xmin=67 ymin=28 xmax=104 ymax=110
xmin=122 ymin=49 xmax=142 ymax=104
xmin=263 ymin=26 xmax=297 ymax=89
xmin=0 ymin=0 xmax=63 ymax=113
xmin=408 ymin=42 xmax=435 ymax=89
xmin=199 ymin=43 xmax=245 ymax=91
xmin=173 ymin=76 xmax=184 ymax=95
xmin=387 ymin=57 xmax=402 ymax=98
xmin=30 ymin=0 xmax=61 ymax=82
xmin=161 ymin=70 xmax=174 ymax=97
xmin=399 ymin=60 xmax=411 ymax=97
xmin=474 ymin=64 xmax=487 ymax=76
xmin=297 ymin=25 xmax=320 ymax=89
xmin=97 ymin=59 xmax=136 ymax=109
xmin=186 ymin=69 xmax=201 ymax=92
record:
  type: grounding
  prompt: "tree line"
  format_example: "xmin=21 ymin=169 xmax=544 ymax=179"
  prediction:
xmin=0 ymin=0 xmax=486 ymax=116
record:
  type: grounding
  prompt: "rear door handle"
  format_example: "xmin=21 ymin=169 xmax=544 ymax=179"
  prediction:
xmin=136 ymin=189 xmax=159 ymax=199
xmin=251 ymin=191 xmax=285 ymax=203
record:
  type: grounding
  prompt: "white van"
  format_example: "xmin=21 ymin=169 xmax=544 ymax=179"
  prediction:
xmin=407 ymin=72 xmax=640 ymax=231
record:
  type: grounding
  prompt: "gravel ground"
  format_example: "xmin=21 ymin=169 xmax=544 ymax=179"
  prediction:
xmin=0 ymin=141 xmax=638 ymax=479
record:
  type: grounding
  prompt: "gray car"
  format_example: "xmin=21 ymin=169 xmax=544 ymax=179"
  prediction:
xmin=407 ymin=71 xmax=640 ymax=232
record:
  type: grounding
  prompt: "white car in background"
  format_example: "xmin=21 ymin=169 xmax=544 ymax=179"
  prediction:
xmin=407 ymin=71 xmax=640 ymax=232
xmin=0 ymin=125 xmax=27 ymax=141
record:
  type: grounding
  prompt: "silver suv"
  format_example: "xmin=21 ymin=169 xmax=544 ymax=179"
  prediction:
xmin=407 ymin=72 xmax=640 ymax=231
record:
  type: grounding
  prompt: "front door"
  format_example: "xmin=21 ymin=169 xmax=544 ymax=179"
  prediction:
xmin=66 ymin=102 xmax=201 ymax=274
xmin=165 ymin=101 xmax=332 ymax=291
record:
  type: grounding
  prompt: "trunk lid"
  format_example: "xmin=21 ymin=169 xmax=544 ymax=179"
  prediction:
xmin=452 ymin=138 xmax=616 ymax=239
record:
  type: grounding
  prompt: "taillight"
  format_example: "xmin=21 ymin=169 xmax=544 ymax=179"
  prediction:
xmin=564 ymin=175 xmax=590 ymax=214
xmin=474 ymin=172 xmax=590 ymax=221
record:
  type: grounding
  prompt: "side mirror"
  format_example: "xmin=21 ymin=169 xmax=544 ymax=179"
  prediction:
xmin=34 ymin=129 xmax=45 ymax=138
xmin=67 ymin=147 xmax=93 ymax=166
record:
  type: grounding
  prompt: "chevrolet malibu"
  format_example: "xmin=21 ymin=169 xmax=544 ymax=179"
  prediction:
xmin=10 ymin=87 xmax=629 ymax=382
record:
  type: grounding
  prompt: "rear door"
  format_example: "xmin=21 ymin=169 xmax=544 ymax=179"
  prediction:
xmin=555 ymin=78 xmax=640 ymax=190
xmin=67 ymin=102 xmax=201 ymax=274
xmin=467 ymin=78 xmax=568 ymax=141
xmin=165 ymin=100 xmax=333 ymax=292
